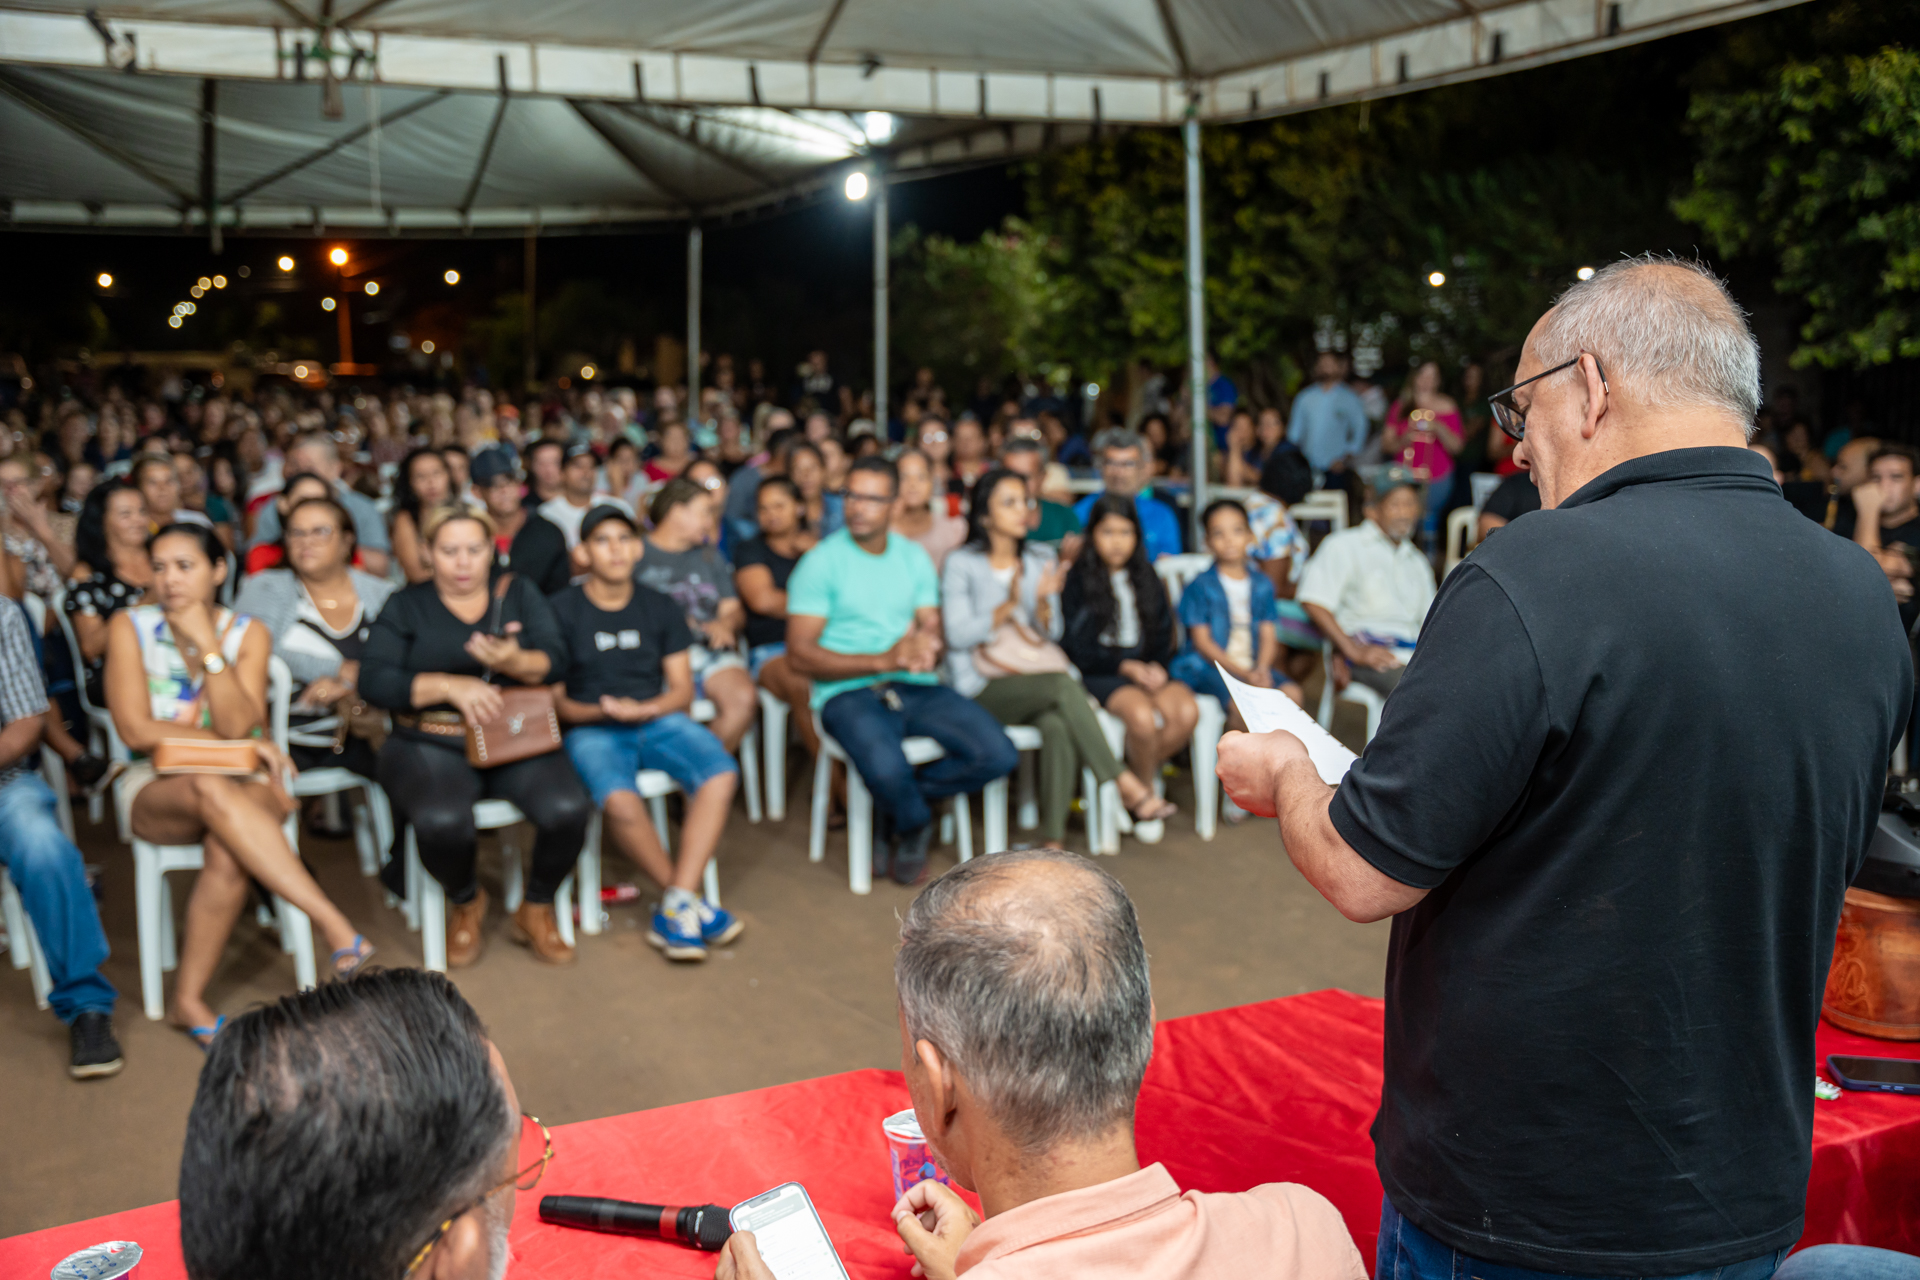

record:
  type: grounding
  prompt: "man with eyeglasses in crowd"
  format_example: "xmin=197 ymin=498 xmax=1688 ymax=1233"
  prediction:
xmin=180 ymin=969 xmax=549 ymax=1280
xmin=1072 ymin=428 xmax=1183 ymax=562
xmin=1218 ymin=256 xmax=1909 ymax=1280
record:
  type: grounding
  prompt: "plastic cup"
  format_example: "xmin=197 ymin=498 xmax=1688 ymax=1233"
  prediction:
xmin=882 ymin=1108 xmax=950 ymax=1202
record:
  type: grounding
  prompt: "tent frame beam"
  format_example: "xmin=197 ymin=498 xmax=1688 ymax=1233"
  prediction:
xmin=1184 ymin=107 xmax=1206 ymax=542
xmin=569 ymin=99 xmax=700 ymax=210
xmin=222 ymin=88 xmax=448 ymax=205
xmin=0 ymin=70 xmax=195 ymax=206
xmin=459 ymin=55 xmax=512 ymax=215
xmin=608 ymin=102 xmax=782 ymax=191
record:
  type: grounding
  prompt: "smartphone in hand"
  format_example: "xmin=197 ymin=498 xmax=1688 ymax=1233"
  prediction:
xmin=729 ymin=1183 xmax=850 ymax=1280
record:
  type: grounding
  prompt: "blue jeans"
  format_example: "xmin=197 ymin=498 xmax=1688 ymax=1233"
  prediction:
xmin=564 ymin=713 xmax=737 ymax=807
xmin=1378 ymin=1198 xmax=1786 ymax=1280
xmin=1168 ymin=650 xmax=1294 ymax=706
xmin=0 ymin=773 xmax=116 ymax=1022
xmin=1777 ymin=1249 xmax=1920 ymax=1280
xmin=819 ymin=683 xmax=1019 ymax=836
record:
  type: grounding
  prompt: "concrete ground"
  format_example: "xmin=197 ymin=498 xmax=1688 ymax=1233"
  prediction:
xmin=0 ymin=712 xmax=1387 ymax=1236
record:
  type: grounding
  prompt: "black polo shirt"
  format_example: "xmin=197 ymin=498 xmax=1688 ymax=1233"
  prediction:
xmin=1329 ymin=448 xmax=1910 ymax=1273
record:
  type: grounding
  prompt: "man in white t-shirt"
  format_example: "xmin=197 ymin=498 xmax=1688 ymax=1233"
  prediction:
xmin=1296 ymin=477 xmax=1435 ymax=697
xmin=540 ymin=442 xmax=627 ymax=548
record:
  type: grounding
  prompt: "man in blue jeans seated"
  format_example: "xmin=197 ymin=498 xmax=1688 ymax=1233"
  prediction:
xmin=1169 ymin=499 xmax=1303 ymax=723
xmin=551 ymin=506 xmax=743 ymax=962
xmin=0 ymin=600 xmax=122 ymax=1078
xmin=786 ymin=457 xmax=1020 ymax=886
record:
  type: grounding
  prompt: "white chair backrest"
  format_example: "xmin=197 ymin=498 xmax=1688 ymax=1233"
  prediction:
xmin=1154 ymin=553 xmax=1214 ymax=608
xmin=1468 ymin=472 xmax=1503 ymax=511
xmin=48 ymin=589 xmax=101 ymax=716
xmin=1443 ymin=506 xmax=1477 ymax=578
xmin=1289 ymin=490 xmax=1349 ymax=534
xmin=21 ymin=593 xmax=45 ymax=637
xmin=267 ymin=655 xmax=294 ymax=753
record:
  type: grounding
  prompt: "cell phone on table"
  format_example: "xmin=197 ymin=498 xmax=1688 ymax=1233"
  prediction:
xmin=1826 ymin=1054 xmax=1920 ymax=1095
xmin=729 ymin=1182 xmax=850 ymax=1280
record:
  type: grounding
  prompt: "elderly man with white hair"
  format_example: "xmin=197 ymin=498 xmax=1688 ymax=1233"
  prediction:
xmin=716 ymin=849 xmax=1366 ymax=1280
xmin=247 ymin=429 xmax=393 ymax=577
xmin=1218 ymin=256 xmax=1911 ymax=1280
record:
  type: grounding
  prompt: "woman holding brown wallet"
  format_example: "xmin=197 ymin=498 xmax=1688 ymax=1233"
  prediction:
xmin=359 ymin=504 xmax=591 ymax=968
xmin=106 ymin=523 xmax=373 ymax=1048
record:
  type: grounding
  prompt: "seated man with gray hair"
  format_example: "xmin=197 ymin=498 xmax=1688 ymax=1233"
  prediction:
xmin=1072 ymin=428 xmax=1185 ymax=561
xmin=717 ymin=850 xmax=1365 ymax=1280
xmin=179 ymin=969 xmax=541 ymax=1280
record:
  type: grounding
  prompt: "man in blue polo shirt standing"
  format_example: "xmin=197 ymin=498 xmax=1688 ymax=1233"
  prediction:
xmin=786 ymin=457 xmax=1018 ymax=886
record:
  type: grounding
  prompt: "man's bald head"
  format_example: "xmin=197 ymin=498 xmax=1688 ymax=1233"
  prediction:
xmin=1527 ymin=255 xmax=1760 ymax=437
xmin=896 ymin=850 xmax=1154 ymax=1152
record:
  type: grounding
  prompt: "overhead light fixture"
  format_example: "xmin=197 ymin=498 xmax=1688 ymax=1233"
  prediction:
xmin=212 ymin=275 xmax=227 ymax=288
xmin=443 ymin=269 xmax=460 ymax=285
xmin=421 ymin=340 xmax=436 ymax=354
xmin=329 ymin=247 xmax=349 ymax=266
xmin=1428 ymin=271 xmax=1446 ymax=287
xmin=277 ymin=255 xmax=295 ymax=272
xmin=96 ymin=272 xmax=113 ymax=288
xmin=844 ymin=170 xmax=869 ymax=201
xmin=1576 ymin=265 xmax=1596 ymax=281
xmin=364 ymin=281 xmax=380 ymax=296
xmin=862 ymin=111 xmax=895 ymax=144
xmin=321 ymin=297 xmax=337 ymax=312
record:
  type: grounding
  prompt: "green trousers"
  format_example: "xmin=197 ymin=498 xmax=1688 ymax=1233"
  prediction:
xmin=973 ymin=672 xmax=1124 ymax=844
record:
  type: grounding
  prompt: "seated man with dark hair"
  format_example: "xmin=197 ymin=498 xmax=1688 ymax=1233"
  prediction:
xmin=180 ymin=969 xmax=537 ymax=1280
xmin=716 ymin=850 xmax=1366 ymax=1280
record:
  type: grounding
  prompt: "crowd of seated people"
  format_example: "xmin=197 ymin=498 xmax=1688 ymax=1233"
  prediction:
xmin=3 ymin=350 xmax=1911 ymax=1087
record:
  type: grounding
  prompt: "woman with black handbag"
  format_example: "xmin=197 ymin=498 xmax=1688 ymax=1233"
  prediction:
xmin=359 ymin=505 xmax=591 ymax=968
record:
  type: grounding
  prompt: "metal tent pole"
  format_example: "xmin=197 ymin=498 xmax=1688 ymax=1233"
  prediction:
xmin=687 ymin=218 xmax=703 ymax=428
xmin=872 ymin=171 xmax=890 ymax=435
xmin=1184 ymin=110 xmax=1208 ymax=546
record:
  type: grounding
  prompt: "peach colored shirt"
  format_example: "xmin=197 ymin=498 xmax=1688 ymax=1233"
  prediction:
xmin=954 ymin=1163 xmax=1367 ymax=1280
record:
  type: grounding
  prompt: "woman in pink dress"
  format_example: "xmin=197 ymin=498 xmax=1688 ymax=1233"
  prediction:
xmin=1382 ymin=361 xmax=1463 ymax=551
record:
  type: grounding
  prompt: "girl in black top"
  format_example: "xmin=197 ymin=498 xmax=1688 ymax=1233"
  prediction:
xmin=1061 ymin=493 xmax=1198 ymax=782
xmin=732 ymin=476 xmax=828 ymax=781
xmin=360 ymin=504 xmax=591 ymax=968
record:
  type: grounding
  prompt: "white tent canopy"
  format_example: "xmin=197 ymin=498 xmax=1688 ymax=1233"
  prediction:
xmin=0 ymin=0 xmax=1806 ymax=522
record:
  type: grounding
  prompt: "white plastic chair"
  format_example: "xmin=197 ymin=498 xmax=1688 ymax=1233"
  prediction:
xmin=402 ymin=799 xmax=591 ymax=973
xmin=810 ymin=717 xmax=999 ymax=894
xmin=581 ymin=769 xmax=722 ymax=925
xmin=1153 ymin=555 xmax=1232 ymax=841
xmin=125 ymin=661 xmax=319 ymax=1020
xmin=757 ymin=687 xmax=791 ymax=821
xmin=1288 ymin=489 xmax=1350 ymax=534
xmin=49 ymin=589 xmax=130 ymax=833
xmin=691 ymin=697 xmax=762 ymax=824
xmin=268 ymin=656 xmax=394 ymax=879
xmin=2 ymin=863 xmax=52 ymax=1011
xmin=1443 ymin=505 xmax=1477 ymax=577
xmin=1316 ymin=642 xmax=1385 ymax=746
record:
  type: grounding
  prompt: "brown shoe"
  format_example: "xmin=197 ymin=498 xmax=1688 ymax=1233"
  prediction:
xmin=446 ymin=886 xmax=489 ymax=968
xmin=510 ymin=901 xmax=576 ymax=966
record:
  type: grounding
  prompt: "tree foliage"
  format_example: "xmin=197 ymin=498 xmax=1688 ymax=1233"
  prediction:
xmin=1677 ymin=44 xmax=1920 ymax=368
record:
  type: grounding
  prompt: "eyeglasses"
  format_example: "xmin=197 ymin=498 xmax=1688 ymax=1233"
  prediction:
xmin=286 ymin=525 xmax=339 ymax=542
xmin=402 ymin=1113 xmax=552 ymax=1278
xmin=1488 ymin=354 xmax=1607 ymax=442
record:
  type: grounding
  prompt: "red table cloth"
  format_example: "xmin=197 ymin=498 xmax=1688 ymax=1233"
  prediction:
xmin=5 ymin=990 xmax=1915 ymax=1279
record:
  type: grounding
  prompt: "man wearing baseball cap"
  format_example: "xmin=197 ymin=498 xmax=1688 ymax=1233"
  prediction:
xmin=471 ymin=445 xmax=571 ymax=596
xmin=550 ymin=504 xmax=744 ymax=960
xmin=539 ymin=441 xmax=632 ymax=553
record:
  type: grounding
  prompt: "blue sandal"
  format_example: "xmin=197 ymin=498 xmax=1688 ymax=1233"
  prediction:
xmin=331 ymin=936 xmax=375 ymax=978
xmin=182 ymin=1015 xmax=226 ymax=1052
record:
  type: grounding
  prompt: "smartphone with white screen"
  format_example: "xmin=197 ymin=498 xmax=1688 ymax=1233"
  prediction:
xmin=729 ymin=1183 xmax=850 ymax=1280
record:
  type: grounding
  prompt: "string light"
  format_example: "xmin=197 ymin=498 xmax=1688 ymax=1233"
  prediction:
xmin=443 ymin=269 xmax=460 ymax=285
xmin=190 ymin=285 xmax=204 ymax=298
xmin=212 ymin=275 xmax=227 ymax=288
xmin=364 ymin=281 xmax=380 ymax=296
xmin=321 ymin=297 xmax=337 ymax=312
xmin=581 ymin=364 xmax=597 ymax=380
xmin=96 ymin=273 xmax=113 ymax=288
xmin=196 ymin=277 xmax=211 ymax=290
xmin=1427 ymin=271 xmax=1446 ymax=287
xmin=329 ymin=247 xmax=349 ymax=266
xmin=167 ymin=316 xmax=182 ymax=328
xmin=421 ymin=340 xmax=436 ymax=354
xmin=277 ymin=256 xmax=295 ymax=272
xmin=1576 ymin=265 xmax=1596 ymax=281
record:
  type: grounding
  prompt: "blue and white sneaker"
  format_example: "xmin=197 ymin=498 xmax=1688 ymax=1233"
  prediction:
xmin=695 ymin=899 xmax=745 ymax=947
xmin=647 ymin=899 xmax=708 ymax=962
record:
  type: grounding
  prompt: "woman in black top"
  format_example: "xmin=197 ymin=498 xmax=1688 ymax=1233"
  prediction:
xmin=360 ymin=504 xmax=592 ymax=968
xmin=732 ymin=476 xmax=823 ymax=778
xmin=1061 ymin=493 xmax=1198 ymax=783
xmin=65 ymin=479 xmax=153 ymax=706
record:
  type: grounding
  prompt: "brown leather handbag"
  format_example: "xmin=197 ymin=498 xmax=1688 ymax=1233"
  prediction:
xmin=462 ymin=574 xmax=562 ymax=768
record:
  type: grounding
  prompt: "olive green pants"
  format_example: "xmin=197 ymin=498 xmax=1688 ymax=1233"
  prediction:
xmin=973 ymin=672 xmax=1124 ymax=844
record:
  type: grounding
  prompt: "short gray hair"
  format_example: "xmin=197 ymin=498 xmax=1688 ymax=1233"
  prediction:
xmin=895 ymin=850 xmax=1154 ymax=1152
xmin=1091 ymin=427 xmax=1145 ymax=457
xmin=1532 ymin=253 xmax=1760 ymax=436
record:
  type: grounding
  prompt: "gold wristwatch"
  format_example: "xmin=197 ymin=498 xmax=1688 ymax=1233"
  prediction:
xmin=201 ymin=652 xmax=228 ymax=676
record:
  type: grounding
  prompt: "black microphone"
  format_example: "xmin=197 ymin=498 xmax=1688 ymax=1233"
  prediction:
xmin=538 ymin=1195 xmax=731 ymax=1251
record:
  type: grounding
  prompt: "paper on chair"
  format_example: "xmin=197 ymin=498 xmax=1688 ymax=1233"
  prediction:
xmin=1215 ymin=662 xmax=1358 ymax=786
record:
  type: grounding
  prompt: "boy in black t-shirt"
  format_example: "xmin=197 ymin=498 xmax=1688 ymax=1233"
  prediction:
xmin=552 ymin=506 xmax=743 ymax=961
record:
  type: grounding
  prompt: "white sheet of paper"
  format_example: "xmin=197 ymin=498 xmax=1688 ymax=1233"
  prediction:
xmin=1214 ymin=661 xmax=1359 ymax=785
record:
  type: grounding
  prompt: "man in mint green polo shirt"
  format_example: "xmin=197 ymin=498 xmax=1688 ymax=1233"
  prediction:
xmin=786 ymin=456 xmax=1020 ymax=885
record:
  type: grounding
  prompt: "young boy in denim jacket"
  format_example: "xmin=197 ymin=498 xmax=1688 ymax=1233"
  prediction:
xmin=1169 ymin=500 xmax=1305 ymax=728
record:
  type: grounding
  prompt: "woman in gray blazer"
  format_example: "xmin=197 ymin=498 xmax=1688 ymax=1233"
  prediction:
xmin=941 ymin=469 xmax=1176 ymax=848
xmin=233 ymin=493 xmax=395 ymax=779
